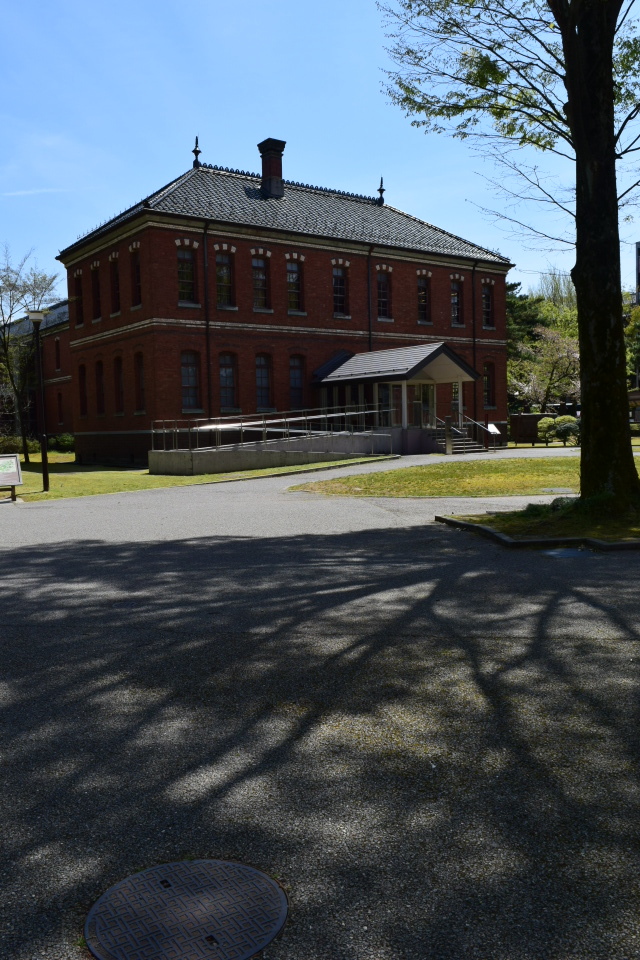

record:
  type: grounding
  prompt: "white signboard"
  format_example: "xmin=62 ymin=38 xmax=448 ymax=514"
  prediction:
xmin=0 ymin=455 xmax=23 ymax=487
xmin=487 ymin=423 xmax=501 ymax=435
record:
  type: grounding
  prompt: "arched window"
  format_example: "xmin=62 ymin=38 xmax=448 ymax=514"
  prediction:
xmin=95 ymin=361 xmax=105 ymax=415
xmin=219 ymin=352 xmax=237 ymax=409
xmin=114 ymin=357 xmax=124 ymax=414
xmin=483 ymin=362 xmax=496 ymax=408
xmin=57 ymin=392 xmax=63 ymax=424
xmin=54 ymin=338 xmax=61 ymax=371
xmin=78 ymin=364 xmax=87 ymax=417
xmin=256 ymin=354 xmax=272 ymax=409
xmin=181 ymin=351 xmax=201 ymax=409
xmin=134 ymin=352 xmax=145 ymax=412
xmin=289 ymin=355 xmax=305 ymax=409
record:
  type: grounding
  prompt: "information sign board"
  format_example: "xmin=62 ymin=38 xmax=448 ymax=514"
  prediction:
xmin=0 ymin=454 xmax=23 ymax=487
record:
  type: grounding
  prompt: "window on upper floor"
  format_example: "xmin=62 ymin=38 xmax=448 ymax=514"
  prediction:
xmin=252 ymin=258 xmax=269 ymax=309
xmin=134 ymin=352 xmax=145 ymax=412
xmin=482 ymin=284 xmax=495 ymax=327
xmin=74 ymin=277 xmax=84 ymax=326
xmin=289 ymin=355 xmax=305 ymax=409
xmin=451 ymin=280 xmax=463 ymax=325
xmin=256 ymin=353 xmax=272 ymax=408
xmin=54 ymin=338 xmax=61 ymax=371
xmin=216 ymin=253 xmax=234 ymax=307
xmin=287 ymin=261 xmax=303 ymax=312
xmin=110 ymin=260 xmax=120 ymax=314
xmin=178 ymin=249 xmax=197 ymax=303
xmin=91 ymin=268 xmax=101 ymax=321
xmin=417 ymin=276 xmax=431 ymax=324
xmin=79 ymin=364 xmax=87 ymax=417
xmin=333 ymin=266 xmax=348 ymax=316
xmin=114 ymin=356 xmax=124 ymax=414
xmin=181 ymin=350 xmax=201 ymax=409
xmin=377 ymin=271 xmax=391 ymax=319
xmin=131 ymin=250 xmax=142 ymax=306
xmin=219 ymin=352 xmax=237 ymax=409
xmin=95 ymin=361 xmax=105 ymax=415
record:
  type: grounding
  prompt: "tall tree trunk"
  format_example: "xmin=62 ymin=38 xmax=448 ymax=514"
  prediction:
xmin=554 ymin=0 xmax=640 ymax=507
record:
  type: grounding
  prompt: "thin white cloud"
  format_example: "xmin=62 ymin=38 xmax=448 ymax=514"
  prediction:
xmin=2 ymin=188 xmax=72 ymax=197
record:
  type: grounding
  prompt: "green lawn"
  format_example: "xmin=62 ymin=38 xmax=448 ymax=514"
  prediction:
xmin=456 ymin=504 xmax=640 ymax=542
xmin=294 ymin=456 xmax=583 ymax=498
xmin=6 ymin=453 xmax=392 ymax=502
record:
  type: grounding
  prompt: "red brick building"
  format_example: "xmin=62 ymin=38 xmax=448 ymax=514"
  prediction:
xmin=52 ymin=137 xmax=511 ymax=463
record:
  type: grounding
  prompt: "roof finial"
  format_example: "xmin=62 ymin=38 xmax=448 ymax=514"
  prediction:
xmin=377 ymin=176 xmax=385 ymax=206
xmin=192 ymin=136 xmax=202 ymax=169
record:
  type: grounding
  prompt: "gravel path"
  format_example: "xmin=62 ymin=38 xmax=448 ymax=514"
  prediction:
xmin=2 ymin=449 xmax=640 ymax=960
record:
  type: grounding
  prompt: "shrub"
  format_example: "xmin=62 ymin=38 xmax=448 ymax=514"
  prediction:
xmin=554 ymin=415 xmax=580 ymax=446
xmin=0 ymin=435 xmax=40 ymax=454
xmin=47 ymin=433 xmax=75 ymax=452
xmin=537 ymin=417 xmax=556 ymax=445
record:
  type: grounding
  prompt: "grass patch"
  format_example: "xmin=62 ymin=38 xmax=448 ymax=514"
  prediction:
xmin=457 ymin=498 xmax=640 ymax=542
xmin=294 ymin=457 xmax=583 ymax=498
xmin=6 ymin=453 xmax=392 ymax=502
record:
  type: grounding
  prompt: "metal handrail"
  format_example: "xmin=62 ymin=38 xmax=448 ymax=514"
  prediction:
xmin=151 ymin=404 xmax=397 ymax=453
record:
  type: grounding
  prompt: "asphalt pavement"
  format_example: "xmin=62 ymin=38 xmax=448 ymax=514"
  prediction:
xmin=2 ymin=447 xmax=640 ymax=960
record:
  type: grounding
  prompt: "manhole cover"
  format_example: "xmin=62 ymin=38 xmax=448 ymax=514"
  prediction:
xmin=85 ymin=860 xmax=288 ymax=960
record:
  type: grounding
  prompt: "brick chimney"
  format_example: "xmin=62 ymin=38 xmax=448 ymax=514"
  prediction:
xmin=258 ymin=138 xmax=286 ymax=199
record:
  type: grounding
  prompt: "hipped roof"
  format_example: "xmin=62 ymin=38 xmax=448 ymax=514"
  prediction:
xmin=59 ymin=164 xmax=511 ymax=267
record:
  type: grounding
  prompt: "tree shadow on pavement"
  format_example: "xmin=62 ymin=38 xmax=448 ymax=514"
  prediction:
xmin=1 ymin=526 xmax=640 ymax=960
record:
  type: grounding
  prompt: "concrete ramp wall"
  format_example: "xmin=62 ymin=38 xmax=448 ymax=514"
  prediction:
xmin=149 ymin=431 xmax=396 ymax=475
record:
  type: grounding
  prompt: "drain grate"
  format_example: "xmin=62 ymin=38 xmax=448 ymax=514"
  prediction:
xmin=85 ymin=859 xmax=288 ymax=960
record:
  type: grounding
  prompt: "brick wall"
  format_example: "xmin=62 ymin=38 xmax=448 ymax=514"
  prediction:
xmin=61 ymin=217 xmax=509 ymax=462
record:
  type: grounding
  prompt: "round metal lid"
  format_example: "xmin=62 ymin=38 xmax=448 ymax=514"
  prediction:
xmin=85 ymin=859 xmax=288 ymax=960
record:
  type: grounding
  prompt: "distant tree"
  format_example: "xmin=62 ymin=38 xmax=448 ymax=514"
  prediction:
xmin=625 ymin=304 xmax=640 ymax=387
xmin=381 ymin=0 xmax=640 ymax=508
xmin=0 ymin=247 xmax=58 ymax=462
xmin=509 ymin=326 xmax=580 ymax=412
xmin=506 ymin=282 xmax=547 ymax=359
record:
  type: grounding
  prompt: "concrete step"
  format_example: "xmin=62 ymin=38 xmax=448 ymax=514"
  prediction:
xmin=436 ymin=440 xmax=488 ymax=455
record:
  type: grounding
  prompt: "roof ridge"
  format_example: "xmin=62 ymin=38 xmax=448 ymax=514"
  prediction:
xmin=198 ymin=163 xmax=377 ymax=203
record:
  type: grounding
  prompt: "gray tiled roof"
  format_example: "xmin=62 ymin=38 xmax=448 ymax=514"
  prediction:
xmin=321 ymin=342 xmax=479 ymax=383
xmin=61 ymin=166 xmax=510 ymax=266
xmin=11 ymin=300 xmax=69 ymax=336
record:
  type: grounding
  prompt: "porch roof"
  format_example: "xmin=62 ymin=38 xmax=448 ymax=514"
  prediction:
xmin=319 ymin=342 xmax=479 ymax=386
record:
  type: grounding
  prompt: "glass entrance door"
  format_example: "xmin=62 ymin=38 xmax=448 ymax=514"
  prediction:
xmin=409 ymin=383 xmax=435 ymax=427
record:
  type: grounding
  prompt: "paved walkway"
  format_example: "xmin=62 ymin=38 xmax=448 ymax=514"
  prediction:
xmin=2 ymin=447 xmax=640 ymax=960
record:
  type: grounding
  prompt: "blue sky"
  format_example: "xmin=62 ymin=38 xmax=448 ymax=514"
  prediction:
xmin=1 ymin=0 xmax=636 ymax=298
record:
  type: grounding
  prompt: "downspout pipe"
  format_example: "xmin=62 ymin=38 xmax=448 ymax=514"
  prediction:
xmin=203 ymin=220 xmax=212 ymax=419
xmin=367 ymin=244 xmax=374 ymax=351
xmin=471 ymin=259 xmax=479 ymax=422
